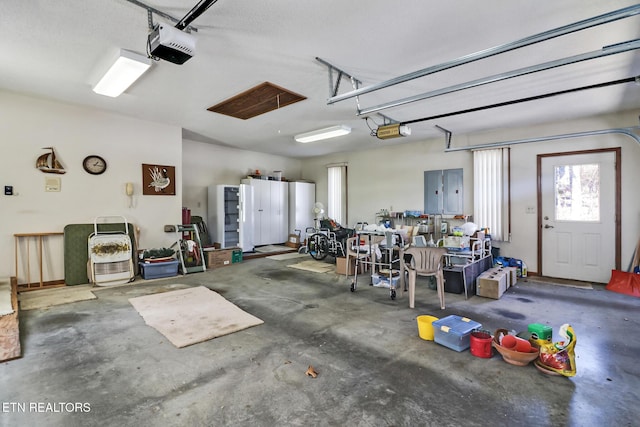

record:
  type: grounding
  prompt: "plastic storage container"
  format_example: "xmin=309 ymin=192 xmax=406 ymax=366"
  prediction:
xmin=528 ymin=323 xmax=552 ymax=341
xmin=373 ymin=275 xmax=400 ymax=289
xmin=433 ymin=315 xmax=482 ymax=352
xmin=139 ymin=260 xmax=179 ymax=279
xmin=371 ymin=273 xmax=381 ymax=286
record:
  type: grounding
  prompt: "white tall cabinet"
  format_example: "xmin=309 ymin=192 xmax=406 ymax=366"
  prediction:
xmin=289 ymin=181 xmax=315 ymax=234
xmin=241 ymin=178 xmax=289 ymax=246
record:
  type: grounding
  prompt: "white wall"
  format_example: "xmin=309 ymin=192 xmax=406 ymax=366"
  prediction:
xmin=181 ymin=140 xmax=303 ymax=219
xmin=300 ymin=140 xmax=473 ymax=225
xmin=0 ymin=92 xmax=306 ymax=285
xmin=1 ymin=91 xmax=183 ymax=283
xmin=301 ymin=111 xmax=640 ymax=275
xmin=4 ymin=89 xmax=638 ymax=282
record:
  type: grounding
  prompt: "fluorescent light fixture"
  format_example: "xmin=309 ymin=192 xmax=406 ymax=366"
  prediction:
xmin=92 ymin=49 xmax=151 ymax=97
xmin=294 ymin=125 xmax=351 ymax=143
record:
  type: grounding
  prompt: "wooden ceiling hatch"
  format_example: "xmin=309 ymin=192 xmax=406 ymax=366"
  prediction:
xmin=207 ymin=82 xmax=306 ymax=120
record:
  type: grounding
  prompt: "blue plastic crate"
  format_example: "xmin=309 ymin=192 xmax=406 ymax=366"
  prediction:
xmin=432 ymin=315 xmax=482 ymax=352
xmin=139 ymin=260 xmax=179 ymax=280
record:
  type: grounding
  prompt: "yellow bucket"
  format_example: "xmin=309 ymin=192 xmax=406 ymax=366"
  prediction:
xmin=417 ymin=315 xmax=439 ymax=341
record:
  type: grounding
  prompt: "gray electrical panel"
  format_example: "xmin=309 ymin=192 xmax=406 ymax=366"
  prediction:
xmin=423 ymin=168 xmax=463 ymax=215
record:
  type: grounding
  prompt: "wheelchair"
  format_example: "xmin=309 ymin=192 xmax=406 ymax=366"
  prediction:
xmin=306 ymin=219 xmax=355 ymax=260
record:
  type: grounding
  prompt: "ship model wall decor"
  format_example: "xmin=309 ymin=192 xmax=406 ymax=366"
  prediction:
xmin=36 ymin=147 xmax=66 ymax=174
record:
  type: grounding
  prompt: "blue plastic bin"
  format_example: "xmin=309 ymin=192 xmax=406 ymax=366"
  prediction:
xmin=139 ymin=260 xmax=179 ymax=279
xmin=432 ymin=315 xmax=482 ymax=352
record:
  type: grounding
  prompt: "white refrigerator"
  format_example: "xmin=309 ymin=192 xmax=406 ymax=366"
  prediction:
xmin=208 ymin=184 xmax=254 ymax=252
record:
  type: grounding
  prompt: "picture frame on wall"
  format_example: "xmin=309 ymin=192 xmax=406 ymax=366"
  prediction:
xmin=142 ymin=163 xmax=176 ymax=195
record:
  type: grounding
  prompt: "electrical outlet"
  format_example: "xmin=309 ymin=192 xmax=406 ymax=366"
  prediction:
xmin=525 ymin=206 xmax=536 ymax=214
xmin=164 ymin=225 xmax=176 ymax=232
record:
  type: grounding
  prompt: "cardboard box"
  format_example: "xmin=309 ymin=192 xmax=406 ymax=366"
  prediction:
xmin=285 ymin=233 xmax=301 ymax=249
xmin=206 ymin=248 xmax=238 ymax=269
xmin=336 ymin=257 xmax=367 ymax=275
xmin=336 ymin=257 xmax=356 ymax=275
xmin=476 ymin=271 xmax=507 ymax=299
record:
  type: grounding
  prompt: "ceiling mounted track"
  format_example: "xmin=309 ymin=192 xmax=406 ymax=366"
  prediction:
xmin=315 ymin=57 xmax=362 ymax=98
xmin=124 ymin=0 xmax=219 ymax=32
xmin=443 ymin=126 xmax=640 ymax=153
xmin=359 ymin=39 xmax=640 ymax=116
xmin=316 ymin=57 xmax=398 ymax=125
xmin=124 ymin=0 xmax=197 ymax=31
xmin=175 ymin=0 xmax=220 ymax=30
xmin=422 ymin=76 xmax=640 ymax=151
xmin=406 ymin=76 xmax=639 ymax=128
xmin=326 ymin=4 xmax=640 ymax=105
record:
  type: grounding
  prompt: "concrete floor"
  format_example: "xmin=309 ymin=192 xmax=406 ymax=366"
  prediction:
xmin=2 ymin=256 xmax=639 ymax=427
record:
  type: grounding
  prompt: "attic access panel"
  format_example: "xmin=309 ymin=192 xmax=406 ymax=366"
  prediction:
xmin=207 ymin=82 xmax=306 ymax=120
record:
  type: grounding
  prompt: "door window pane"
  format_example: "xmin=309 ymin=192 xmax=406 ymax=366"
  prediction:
xmin=554 ymin=163 xmax=599 ymax=221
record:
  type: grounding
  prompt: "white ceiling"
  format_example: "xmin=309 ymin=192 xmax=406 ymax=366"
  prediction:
xmin=2 ymin=0 xmax=640 ymax=158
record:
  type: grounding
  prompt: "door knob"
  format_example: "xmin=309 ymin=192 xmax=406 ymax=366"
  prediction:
xmin=544 ymin=224 xmax=554 ymax=229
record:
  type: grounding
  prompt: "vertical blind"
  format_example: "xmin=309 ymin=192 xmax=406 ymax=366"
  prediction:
xmin=473 ymin=148 xmax=508 ymax=241
xmin=327 ymin=165 xmax=347 ymax=225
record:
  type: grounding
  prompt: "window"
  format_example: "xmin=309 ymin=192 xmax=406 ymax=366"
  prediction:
xmin=554 ymin=163 xmax=600 ymax=222
xmin=327 ymin=164 xmax=347 ymax=225
xmin=473 ymin=148 xmax=509 ymax=241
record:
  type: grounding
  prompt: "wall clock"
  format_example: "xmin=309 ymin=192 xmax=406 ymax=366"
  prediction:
xmin=82 ymin=155 xmax=107 ymax=175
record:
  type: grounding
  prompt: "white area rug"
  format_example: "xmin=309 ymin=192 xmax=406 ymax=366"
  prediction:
xmin=19 ymin=285 xmax=97 ymax=311
xmin=254 ymin=245 xmax=294 ymax=253
xmin=129 ymin=286 xmax=264 ymax=348
xmin=266 ymin=252 xmax=309 ymax=261
xmin=287 ymin=260 xmax=335 ymax=273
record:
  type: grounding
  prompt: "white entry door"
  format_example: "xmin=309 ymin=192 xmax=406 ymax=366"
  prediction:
xmin=541 ymin=152 xmax=615 ymax=283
